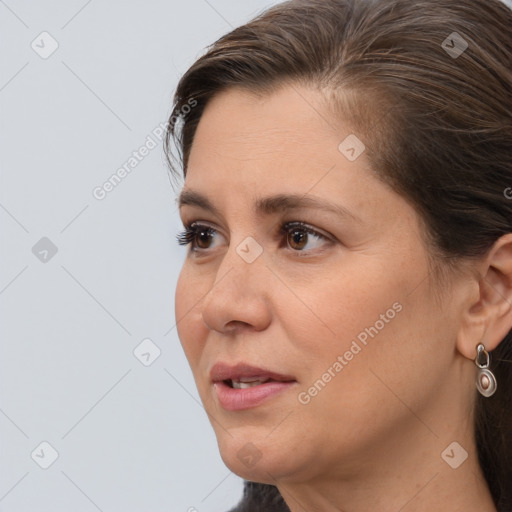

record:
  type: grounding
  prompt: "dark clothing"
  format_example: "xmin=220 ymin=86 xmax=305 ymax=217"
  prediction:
xmin=228 ymin=481 xmax=290 ymax=512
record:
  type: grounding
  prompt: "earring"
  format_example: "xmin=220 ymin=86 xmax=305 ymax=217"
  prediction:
xmin=475 ymin=343 xmax=497 ymax=397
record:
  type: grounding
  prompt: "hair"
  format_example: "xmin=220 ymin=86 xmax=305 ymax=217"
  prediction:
xmin=165 ymin=0 xmax=512 ymax=510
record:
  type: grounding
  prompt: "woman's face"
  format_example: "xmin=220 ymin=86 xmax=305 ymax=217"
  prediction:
xmin=175 ymin=84 xmax=473 ymax=484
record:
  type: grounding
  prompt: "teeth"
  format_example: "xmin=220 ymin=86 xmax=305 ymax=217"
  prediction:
xmin=238 ymin=376 xmax=268 ymax=383
xmin=231 ymin=378 xmax=269 ymax=389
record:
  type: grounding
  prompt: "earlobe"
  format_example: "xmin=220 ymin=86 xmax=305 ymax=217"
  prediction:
xmin=456 ymin=233 xmax=512 ymax=359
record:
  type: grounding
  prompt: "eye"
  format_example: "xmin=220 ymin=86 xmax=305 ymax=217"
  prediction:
xmin=283 ymin=222 xmax=331 ymax=251
xmin=177 ymin=223 xmax=223 ymax=251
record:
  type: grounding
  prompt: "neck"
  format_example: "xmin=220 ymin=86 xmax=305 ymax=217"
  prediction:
xmin=277 ymin=419 xmax=496 ymax=512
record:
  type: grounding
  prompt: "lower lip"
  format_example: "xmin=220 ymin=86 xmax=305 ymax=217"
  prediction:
xmin=213 ymin=380 xmax=297 ymax=411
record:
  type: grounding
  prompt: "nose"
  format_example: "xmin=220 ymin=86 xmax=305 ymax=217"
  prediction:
xmin=201 ymin=246 xmax=272 ymax=335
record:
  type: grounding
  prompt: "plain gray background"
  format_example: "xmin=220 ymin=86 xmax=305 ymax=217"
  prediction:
xmin=0 ymin=1 xmax=280 ymax=511
xmin=2 ymin=1 xmax=512 ymax=511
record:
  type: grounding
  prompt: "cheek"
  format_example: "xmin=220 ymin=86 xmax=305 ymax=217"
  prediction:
xmin=175 ymin=265 xmax=209 ymax=365
xmin=292 ymin=270 xmax=447 ymax=426
xmin=281 ymin=251 xmax=441 ymax=405
xmin=174 ymin=266 xmax=191 ymax=325
xmin=276 ymin=255 xmax=408 ymax=358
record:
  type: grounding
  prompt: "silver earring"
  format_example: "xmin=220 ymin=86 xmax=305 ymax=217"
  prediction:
xmin=475 ymin=343 xmax=497 ymax=397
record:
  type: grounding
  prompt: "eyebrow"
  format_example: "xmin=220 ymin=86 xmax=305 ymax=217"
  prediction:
xmin=178 ymin=190 xmax=221 ymax=216
xmin=178 ymin=189 xmax=362 ymax=223
xmin=255 ymin=194 xmax=362 ymax=222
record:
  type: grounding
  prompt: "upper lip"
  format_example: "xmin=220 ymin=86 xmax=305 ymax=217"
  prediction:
xmin=210 ymin=362 xmax=296 ymax=383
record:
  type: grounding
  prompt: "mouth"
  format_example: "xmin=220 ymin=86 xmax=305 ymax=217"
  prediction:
xmin=210 ymin=362 xmax=296 ymax=386
xmin=224 ymin=376 xmax=289 ymax=389
xmin=210 ymin=362 xmax=298 ymax=411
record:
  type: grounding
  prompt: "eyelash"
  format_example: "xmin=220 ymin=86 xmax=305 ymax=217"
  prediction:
xmin=176 ymin=221 xmax=330 ymax=251
xmin=176 ymin=224 xmax=216 ymax=247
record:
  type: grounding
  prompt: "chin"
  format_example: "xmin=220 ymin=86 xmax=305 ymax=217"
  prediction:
xmin=219 ymin=448 xmax=281 ymax=483
xmin=214 ymin=430 xmax=302 ymax=484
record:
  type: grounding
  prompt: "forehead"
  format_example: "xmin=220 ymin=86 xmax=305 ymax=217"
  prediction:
xmin=183 ymin=85 xmax=403 ymax=228
xmin=189 ymin=85 xmax=344 ymax=164
xmin=185 ymin=85 xmax=375 ymax=197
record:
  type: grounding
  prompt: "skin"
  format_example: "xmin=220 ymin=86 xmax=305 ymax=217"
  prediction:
xmin=175 ymin=83 xmax=512 ymax=512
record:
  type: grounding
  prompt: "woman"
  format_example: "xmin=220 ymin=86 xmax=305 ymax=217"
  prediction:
xmin=166 ymin=0 xmax=512 ymax=510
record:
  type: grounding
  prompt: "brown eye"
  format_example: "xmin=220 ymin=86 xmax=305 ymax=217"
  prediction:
xmin=177 ymin=224 xmax=222 ymax=251
xmin=196 ymin=227 xmax=214 ymax=249
xmin=284 ymin=222 xmax=329 ymax=252
xmin=288 ymin=229 xmax=309 ymax=250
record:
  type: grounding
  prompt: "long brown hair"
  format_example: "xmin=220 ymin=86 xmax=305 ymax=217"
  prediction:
xmin=166 ymin=0 xmax=512 ymax=509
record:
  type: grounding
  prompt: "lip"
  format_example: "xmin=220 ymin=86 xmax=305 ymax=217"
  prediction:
xmin=210 ymin=362 xmax=296 ymax=383
xmin=210 ymin=362 xmax=297 ymax=411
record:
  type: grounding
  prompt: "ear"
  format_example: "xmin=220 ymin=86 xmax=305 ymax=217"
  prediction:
xmin=457 ymin=233 xmax=512 ymax=360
